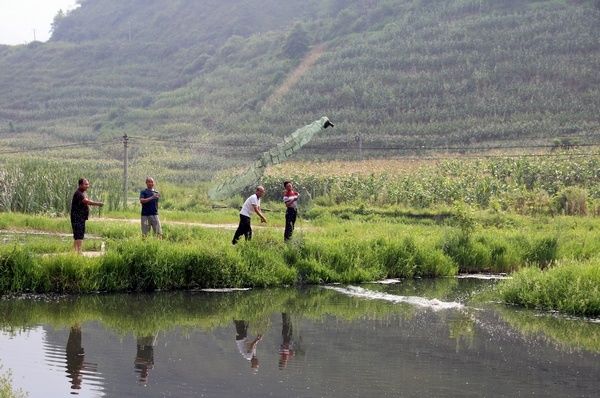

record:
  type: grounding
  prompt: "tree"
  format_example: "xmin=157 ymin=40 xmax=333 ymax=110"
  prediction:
xmin=50 ymin=9 xmax=65 ymax=34
xmin=283 ymin=23 xmax=310 ymax=59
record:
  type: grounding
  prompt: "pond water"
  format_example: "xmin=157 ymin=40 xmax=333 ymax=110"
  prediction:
xmin=0 ymin=279 xmax=598 ymax=397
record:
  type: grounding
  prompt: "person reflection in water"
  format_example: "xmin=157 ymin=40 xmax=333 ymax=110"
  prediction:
xmin=134 ymin=335 xmax=157 ymax=384
xmin=234 ymin=320 xmax=262 ymax=370
xmin=65 ymin=324 xmax=85 ymax=391
xmin=279 ymin=313 xmax=295 ymax=369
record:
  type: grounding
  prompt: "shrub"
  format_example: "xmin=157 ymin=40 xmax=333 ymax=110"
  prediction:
xmin=552 ymin=187 xmax=588 ymax=216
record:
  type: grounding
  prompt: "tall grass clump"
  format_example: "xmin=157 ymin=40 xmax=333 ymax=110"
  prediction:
xmin=499 ymin=260 xmax=600 ymax=317
xmin=0 ymin=364 xmax=27 ymax=398
xmin=552 ymin=187 xmax=588 ymax=216
xmin=0 ymin=247 xmax=39 ymax=293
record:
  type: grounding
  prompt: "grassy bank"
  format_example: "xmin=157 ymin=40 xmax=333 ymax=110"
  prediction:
xmin=1 ymin=210 xmax=600 ymax=298
xmin=499 ymin=260 xmax=600 ymax=317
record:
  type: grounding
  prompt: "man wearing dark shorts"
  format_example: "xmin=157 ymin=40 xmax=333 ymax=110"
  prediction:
xmin=139 ymin=177 xmax=162 ymax=238
xmin=71 ymin=178 xmax=103 ymax=253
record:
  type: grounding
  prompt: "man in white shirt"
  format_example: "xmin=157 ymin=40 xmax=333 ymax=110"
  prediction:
xmin=232 ymin=186 xmax=267 ymax=244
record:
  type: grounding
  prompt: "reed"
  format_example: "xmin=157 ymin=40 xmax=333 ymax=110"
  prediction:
xmin=0 ymin=364 xmax=26 ymax=398
xmin=499 ymin=259 xmax=600 ymax=317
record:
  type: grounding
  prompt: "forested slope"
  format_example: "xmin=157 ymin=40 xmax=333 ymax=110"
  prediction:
xmin=0 ymin=0 xmax=599 ymax=178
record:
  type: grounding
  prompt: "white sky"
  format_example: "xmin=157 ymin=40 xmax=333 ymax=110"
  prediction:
xmin=0 ymin=0 xmax=79 ymax=45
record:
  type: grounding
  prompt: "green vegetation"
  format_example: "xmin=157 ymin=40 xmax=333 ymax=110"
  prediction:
xmin=1 ymin=210 xmax=600 ymax=301
xmin=1 ymin=0 xmax=599 ymax=318
xmin=1 ymin=0 xmax=599 ymax=178
xmin=2 ymin=155 xmax=600 ymax=317
xmin=265 ymin=155 xmax=600 ymax=214
xmin=4 ymin=153 xmax=600 ymax=216
xmin=499 ymin=259 xmax=600 ymax=317
xmin=0 ymin=364 xmax=26 ymax=398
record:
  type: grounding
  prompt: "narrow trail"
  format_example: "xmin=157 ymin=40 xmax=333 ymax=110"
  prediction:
xmin=262 ymin=44 xmax=326 ymax=109
xmin=95 ymin=217 xmax=240 ymax=230
xmin=0 ymin=229 xmax=101 ymax=239
xmin=1 ymin=217 xmax=313 ymax=237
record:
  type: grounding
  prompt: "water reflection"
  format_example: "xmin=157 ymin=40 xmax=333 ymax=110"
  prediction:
xmin=0 ymin=281 xmax=597 ymax=397
xmin=234 ymin=320 xmax=262 ymax=370
xmin=134 ymin=334 xmax=156 ymax=384
xmin=65 ymin=325 xmax=85 ymax=391
xmin=278 ymin=313 xmax=294 ymax=369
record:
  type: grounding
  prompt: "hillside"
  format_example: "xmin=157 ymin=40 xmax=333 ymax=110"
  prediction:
xmin=0 ymin=0 xmax=599 ymax=182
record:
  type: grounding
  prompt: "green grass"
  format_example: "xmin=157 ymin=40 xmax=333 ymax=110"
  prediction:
xmin=499 ymin=259 xmax=600 ymax=317
xmin=1 ymin=210 xmax=600 ymax=306
xmin=0 ymin=363 xmax=26 ymax=398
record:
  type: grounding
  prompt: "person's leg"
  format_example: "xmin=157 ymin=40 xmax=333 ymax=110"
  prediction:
xmin=244 ymin=218 xmax=252 ymax=241
xmin=141 ymin=216 xmax=150 ymax=237
xmin=232 ymin=215 xmax=248 ymax=244
xmin=284 ymin=208 xmax=297 ymax=240
xmin=72 ymin=222 xmax=85 ymax=253
xmin=234 ymin=320 xmax=249 ymax=340
xmin=150 ymin=216 xmax=162 ymax=239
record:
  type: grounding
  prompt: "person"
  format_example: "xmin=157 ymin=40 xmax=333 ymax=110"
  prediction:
xmin=139 ymin=177 xmax=162 ymax=238
xmin=232 ymin=186 xmax=267 ymax=244
xmin=71 ymin=178 xmax=103 ymax=253
xmin=282 ymin=181 xmax=299 ymax=241
xmin=234 ymin=320 xmax=262 ymax=370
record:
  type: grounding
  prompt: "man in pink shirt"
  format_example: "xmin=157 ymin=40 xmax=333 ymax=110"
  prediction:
xmin=283 ymin=181 xmax=299 ymax=241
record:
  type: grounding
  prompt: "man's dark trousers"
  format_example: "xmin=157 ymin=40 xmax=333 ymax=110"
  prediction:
xmin=232 ymin=215 xmax=252 ymax=244
xmin=284 ymin=208 xmax=297 ymax=241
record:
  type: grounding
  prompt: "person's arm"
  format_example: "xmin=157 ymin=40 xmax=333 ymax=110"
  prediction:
xmin=140 ymin=195 xmax=157 ymax=204
xmin=140 ymin=191 xmax=159 ymax=204
xmin=83 ymin=197 xmax=103 ymax=207
xmin=249 ymin=334 xmax=262 ymax=350
xmin=283 ymin=192 xmax=299 ymax=207
xmin=252 ymin=204 xmax=267 ymax=223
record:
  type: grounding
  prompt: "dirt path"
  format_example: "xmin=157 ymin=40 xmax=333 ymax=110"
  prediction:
xmin=95 ymin=218 xmax=240 ymax=230
xmin=0 ymin=229 xmax=101 ymax=239
xmin=95 ymin=217 xmax=314 ymax=231
xmin=262 ymin=44 xmax=326 ymax=109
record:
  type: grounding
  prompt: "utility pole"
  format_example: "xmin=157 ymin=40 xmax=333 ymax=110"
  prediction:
xmin=123 ymin=134 xmax=129 ymax=209
xmin=33 ymin=29 xmax=36 ymax=42
xmin=355 ymin=134 xmax=363 ymax=160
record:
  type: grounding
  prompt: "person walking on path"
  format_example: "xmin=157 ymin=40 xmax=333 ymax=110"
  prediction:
xmin=139 ymin=177 xmax=162 ymax=238
xmin=71 ymin=178 xmax=103 ymax=253
xmin=232 ymin=186 xmax=267 ymax=244
xmin=283 ymin=181 xmax=299 ymax=241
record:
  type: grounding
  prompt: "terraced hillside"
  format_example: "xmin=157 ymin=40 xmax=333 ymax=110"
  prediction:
xmin=0 ymin=0 xmax=599 ymax=180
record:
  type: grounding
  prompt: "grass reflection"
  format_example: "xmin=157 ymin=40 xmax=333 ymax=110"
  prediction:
xmin=0 ymin=287 xmax=425 ymax=336
xmin=496 ymin=306 xmax=600 ymax=353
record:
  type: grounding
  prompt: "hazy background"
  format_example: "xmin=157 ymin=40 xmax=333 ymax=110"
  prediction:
xmin=0 ymin=0 xmax=78 ymax=44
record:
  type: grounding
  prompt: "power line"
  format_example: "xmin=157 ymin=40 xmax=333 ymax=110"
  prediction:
xmin=0 ymin=139 xmax=120 ymax=155
xmin=382 ymin=151 xmax=600 ymax=161
xmin=2 ymin=136 xmax=599 ymax=158
xmin=127 ymin=133 xmax=600 ymax=151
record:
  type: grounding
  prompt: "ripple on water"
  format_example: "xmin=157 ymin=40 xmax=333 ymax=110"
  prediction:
xmin=324 ymin=285 xmax=464 ymax=310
